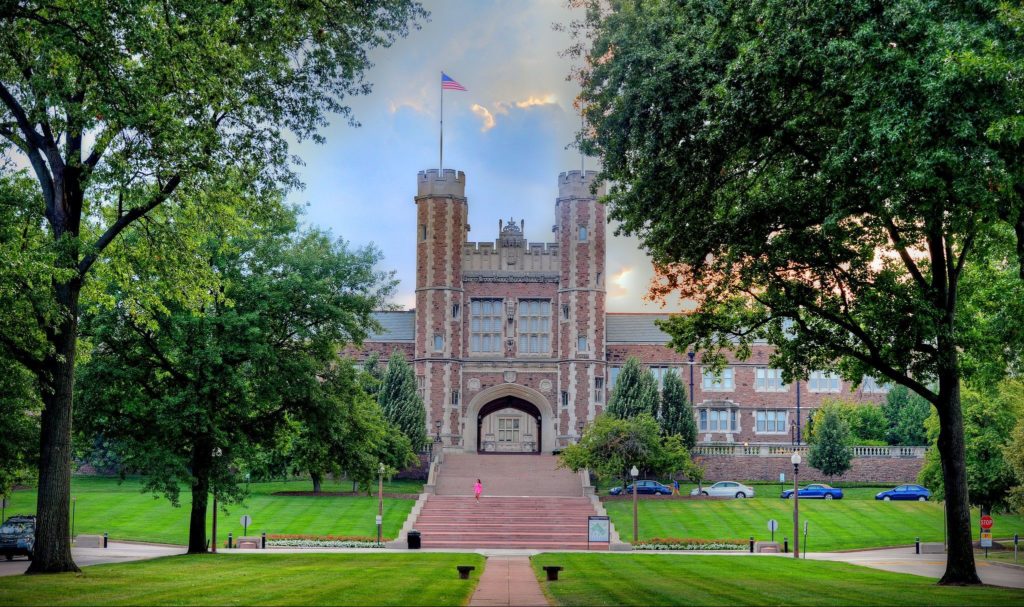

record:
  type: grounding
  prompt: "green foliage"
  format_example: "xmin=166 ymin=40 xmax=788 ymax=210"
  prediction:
xmin=377 ymin=352 xmax=427 ymax=451
xmin=558 ymin=414 xmax=694 ymax=489
xmin=1005 ymin=419 xmax=1024 ymax=514
xmin=882 ymin=386 xmax=932 ymax=446
xmin=75 ymin=208 xmax=393 ymax=547
xmin=606 ymin=357 xmax=659 ymax=419
xmin=807 ymin=404 xmax=853 ymax=480
xmin=919 ymin=381 xmax=1022 ymax=510
xmin=659 ymin=370 xmax=697 ymax=450
xmin=807 ymin=399 xmax=886 ymax=445
xmin=360 ymin=352 xmax=386 ymax=397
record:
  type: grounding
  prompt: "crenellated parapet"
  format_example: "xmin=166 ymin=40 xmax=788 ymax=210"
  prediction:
xmin=418 ymin=168 xmax=466 ymax=198
xmin=557 ymin=170 xmax=605 ymax=200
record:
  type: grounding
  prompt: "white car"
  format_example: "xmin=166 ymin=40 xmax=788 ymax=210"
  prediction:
xmin=691 ymin=481 xmax=756 ymax=499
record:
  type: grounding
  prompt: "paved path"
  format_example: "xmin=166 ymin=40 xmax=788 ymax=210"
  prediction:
xmin=468 ymin=556 xmax=548 ymax=606
xmin=0 ymin=542 xmax=182 ymax=577
xmin=804 ymin=547 xmax=1024 ymax=589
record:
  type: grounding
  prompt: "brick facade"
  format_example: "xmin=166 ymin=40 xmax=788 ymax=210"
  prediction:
xmin=346 ymin=168 xmax=893 ymax=456
xmin=695 ymin=454 xmax=925 ymax=484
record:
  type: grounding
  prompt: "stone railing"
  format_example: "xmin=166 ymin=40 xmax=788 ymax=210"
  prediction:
xmin=693 ymin=443 xmax=928 ymax=459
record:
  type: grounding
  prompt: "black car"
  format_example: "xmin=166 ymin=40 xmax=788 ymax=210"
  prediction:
xmin=0 ymin=515 xmax=36 ymax=561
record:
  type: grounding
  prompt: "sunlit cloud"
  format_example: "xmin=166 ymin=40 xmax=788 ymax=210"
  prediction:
xmin=514 ymin=94 xmax=558 ymax=109
xmin=471 ymin=104 xmax=496 ymax=131
xmin=608 ymin=266 xmax=632 ymax=298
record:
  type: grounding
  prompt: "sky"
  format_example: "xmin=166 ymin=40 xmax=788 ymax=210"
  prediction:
xmin=288 ymin=0 xmax=683 ymax=313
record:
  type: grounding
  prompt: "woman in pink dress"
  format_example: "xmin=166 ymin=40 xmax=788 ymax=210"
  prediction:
xmin=474 ymin=479 xmax=482 ymax=502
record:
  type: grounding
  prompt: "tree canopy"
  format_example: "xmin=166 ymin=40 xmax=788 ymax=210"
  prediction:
xmin=659 ymin=370 xmax=697 ymax=450
xmin=0 ymin=0 xmax=425 ymax=572
xmin=377 ymin=352 xmax=427 ymax=452
xmin=807 ymin=403 xmax=853 ymax=480
xmin=573 ymin=0 xmax=1024 ymax=584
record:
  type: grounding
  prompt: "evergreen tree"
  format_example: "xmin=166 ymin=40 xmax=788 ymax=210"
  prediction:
xmin=606 ymin=357 xmax=658 ymax=419
xmin=882 ymin=386 xmax=931 ymax=446
xmin=378 ymin=352 xmax=427 ymax=451
xmin=660 ymin=370 xmax=697 ymax=450
xmin=360 ymin=352 xmax=385 ymax=398
xmin=807 ymin=404 xmax=853 ymax=481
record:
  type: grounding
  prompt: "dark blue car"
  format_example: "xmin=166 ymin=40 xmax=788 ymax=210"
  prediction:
xmin=780 ymin=484 xmax=844 ymax=500
xmin=608 ymin=480 xmax=673 ymax=495
xmin=875 ymin=484 xmax=931 ymax=502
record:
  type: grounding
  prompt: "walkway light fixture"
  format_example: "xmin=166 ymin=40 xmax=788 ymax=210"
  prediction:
xmin=630 ymin=465 xmax=640 ymax=543
xmin=791 ymin=451 xmax=801 ymax=559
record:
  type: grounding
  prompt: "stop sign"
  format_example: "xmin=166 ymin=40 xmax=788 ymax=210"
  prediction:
xmin=980 ymin=515 xmax=993 ymax=530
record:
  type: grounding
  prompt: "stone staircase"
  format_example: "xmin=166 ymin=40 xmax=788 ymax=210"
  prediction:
xmin=406 ymin=453 xmax=612 ymax=550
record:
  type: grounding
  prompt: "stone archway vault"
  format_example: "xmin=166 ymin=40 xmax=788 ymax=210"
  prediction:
xmin=463 ymin=383 xmax=557 ymax=453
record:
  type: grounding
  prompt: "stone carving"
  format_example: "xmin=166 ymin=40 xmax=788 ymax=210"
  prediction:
xmin=503 ymin=370 xmax=516 ymax=383
xmin=539 ymin=379 xmax=552 ymax=393
xmin=467 ymin=378 xmax=481 ymax=392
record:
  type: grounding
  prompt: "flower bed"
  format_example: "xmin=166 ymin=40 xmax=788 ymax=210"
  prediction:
xmin=633 ymin=537 xmax=747 ymax=551
xmin=265 ymin=534 xmax=387 ymax=549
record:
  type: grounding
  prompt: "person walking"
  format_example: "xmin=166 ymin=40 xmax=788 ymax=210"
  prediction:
xmin=474 ymin=478 xmax=483 ymax=503
xmin=672 ymin=479 xmax=680 ymax=496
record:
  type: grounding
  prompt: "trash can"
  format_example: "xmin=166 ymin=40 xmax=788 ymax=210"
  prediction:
xmin=408 ymin=530 xmax=421 ymax=550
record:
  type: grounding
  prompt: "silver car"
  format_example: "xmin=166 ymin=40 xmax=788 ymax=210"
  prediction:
xmin=691 ymin=481 xmax=756 ymax=498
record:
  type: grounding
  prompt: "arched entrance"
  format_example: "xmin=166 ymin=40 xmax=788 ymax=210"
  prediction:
xmin=477 ymin=397 xmax=541 ymax=453
xmin=464 ymin=383 xmax=556 ymax=453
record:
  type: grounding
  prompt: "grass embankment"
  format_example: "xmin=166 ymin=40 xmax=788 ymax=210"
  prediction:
xmin=4 ymin=476 xmax=419 ymax=545
xmin=602 ymin=498 xmax=1024 ymax=552
xmin=531 ymin=553 xmax=1024 ymax=606
xmin=0 ymin=553 xmax=483 ymax=606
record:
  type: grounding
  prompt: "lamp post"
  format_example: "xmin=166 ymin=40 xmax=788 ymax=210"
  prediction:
xmin=377 ymin=462 xmax=385 ymax=546
xmin=211 ymin=447 xmax=222 ymax=553
xmin=435 ymin=420 xmax=442 ymax=445
xmin=687 ymin=351 xmax=695 ymax=405
xmin=577 ymin=420 xmax=585 ymax=444
xmin=791 ymin=451 xmax=801 ymax=559
xmin=630 ymin=465 xmax=640 ymax=543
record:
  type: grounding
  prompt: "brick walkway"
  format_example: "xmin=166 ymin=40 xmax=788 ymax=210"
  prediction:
xmin=468 ymin=556 xmax=549 ymax=606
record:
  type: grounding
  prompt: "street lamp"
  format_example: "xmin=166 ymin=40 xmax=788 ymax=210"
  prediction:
xmin=630 ymin=465 xmax=640 ymax=543
xmin=687 ymin=351 xmax=696 ymax=405
xmin=377 ymin=462 xmax=385 ymax=546
xmin=211 ymin=447 xmax=222 ymax=553
xmin=435 ymin=420 xmax=442 ymax=445
xmin=577 ymin=420 xmax=585 ymax=444
xmin=791 ymin=451 xmax=801 ymax=559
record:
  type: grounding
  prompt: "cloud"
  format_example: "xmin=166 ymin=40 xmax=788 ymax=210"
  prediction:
xmin=514 ymin=94 xmax=558 ymax=109
xmin=470 ymin=104 xmax=496 ymax=131
xmin=608 ymin=266 xmax=632 ymax=298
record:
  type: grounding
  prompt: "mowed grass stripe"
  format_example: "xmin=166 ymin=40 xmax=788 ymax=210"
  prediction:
xmin=531 ymin=553 xmax=1024 ymax=606
xmin=0 ymin=554 xmax=484 ymax=606
xmin=603 ymin=499 xmax=1024 ymax=551
xmin=6 ymin=477 xmax=415 ymax=545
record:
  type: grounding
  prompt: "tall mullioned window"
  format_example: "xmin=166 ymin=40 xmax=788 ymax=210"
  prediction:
xmin=470 ymin=299 xmax=503 ymax=353
xmin=755 ymin=368 xmax=787 ymax=392
xmin=702 ymin=367 xmax=735 ymax=391
xmin=517 ymin=299 xmax=551 ymax=354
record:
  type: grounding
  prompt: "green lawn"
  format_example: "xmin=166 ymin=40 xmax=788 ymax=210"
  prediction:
xmin=603 ymin=497 xmax=1024 ymax=551
xmin=3 ymin=476 xmax=417 ymax=545
xmin=0 ymin=554 xmax=483 ymax=606
xmin=531 ymin=553 xmax=1024 ymax=606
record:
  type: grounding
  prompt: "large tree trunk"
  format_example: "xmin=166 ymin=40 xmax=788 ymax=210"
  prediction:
xmin=187 ymin=471 xmax=210 ymax=554
xmin=26 ymin=283 xmax=81 ymax=574
xmin=935 ymin=366 xmax=981 ymax=585
xmin=311 ymin=471 xmax=322 ymax=494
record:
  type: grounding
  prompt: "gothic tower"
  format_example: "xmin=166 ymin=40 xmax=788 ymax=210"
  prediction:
xmin=555 ymin=170 xmax=607 ymax=442
xmin=414 ymin=169 xmax=468 ymax=445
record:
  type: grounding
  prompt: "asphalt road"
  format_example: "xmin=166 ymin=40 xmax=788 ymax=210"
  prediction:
xmin=0 ymin=542 xmax=182 ymax=577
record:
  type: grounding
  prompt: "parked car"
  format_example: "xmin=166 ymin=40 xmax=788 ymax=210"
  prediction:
xmin=608 ymin=480 xmax=673 ymax=495
xmin=875 ymin=484 xmax=931 ymax=502
xmin=0 ymin=515 xmax=35 ymax=561
xmin=690 ymin=481 xmax=756 ymax=499
xmin=780 ymin=484 xmax=844 ymax=500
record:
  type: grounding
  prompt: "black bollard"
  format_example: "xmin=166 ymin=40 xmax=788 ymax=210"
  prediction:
xmin=103 ymin=532 xmax=108 ymax=549
xmin=784 ymin=537 xmax=788 ymax=553
xmin=261 ymin=532 xmax=267 ymax=549
xmin=749 ymin=536 xmax=755 ymax=553
xmin=228 ymin=532 xmax=233 ymax=549
xmin=915 ymin=537 xmax=920 ymax=554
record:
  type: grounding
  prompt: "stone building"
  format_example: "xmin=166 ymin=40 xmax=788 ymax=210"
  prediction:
xmin=351 ymin=168 xmax=890 ymax=454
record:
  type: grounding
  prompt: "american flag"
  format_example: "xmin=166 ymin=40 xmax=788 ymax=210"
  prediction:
xmin=441 ymin=72 xmax=467 ymax=91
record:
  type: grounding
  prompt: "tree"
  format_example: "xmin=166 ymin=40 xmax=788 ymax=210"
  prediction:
xmin=573 ymin=0 xmax=1024 ymax=583
xmin=558 ymin=413 xmax=694 ymax=492
xmin=606 ymin=357 xmax=658 ymax=419
xmin=76 ymin=213 xmax=393 ymax=553
xmin=882 ymin=386 xmax=931 ymax=446
xmin=807 ymin=404 xmax=853 ymax=481
xmin=806 ymin=399 xmax=886 ymax=445
xmin=0 ymin=0 xmax=425 ymax=572
xmin=1005 ymin=419 xmax=1024 ymax=514
xmin=360 ymin=352 xmax=386 ymax=398
xmin=377 ymin=352 xmax=427 ymax=452
xmin=659 ymin=370 xmax=697 ymax=450
xmin=918 ymin=381 xmax=1022 ymax=512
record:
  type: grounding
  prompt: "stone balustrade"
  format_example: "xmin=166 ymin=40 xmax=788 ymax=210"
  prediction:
xmin=692 ymin=443 xmax=928 ymax=459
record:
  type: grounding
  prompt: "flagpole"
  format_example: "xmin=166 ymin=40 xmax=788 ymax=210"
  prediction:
xmin=439 ymin=71 xmax=444 ymax=173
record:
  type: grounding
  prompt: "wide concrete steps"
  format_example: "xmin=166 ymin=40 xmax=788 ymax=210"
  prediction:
xmin=413 ymin=495 xmax=605 ymax=550
xmin=435 ymin=453 xmax=582 ymax=497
